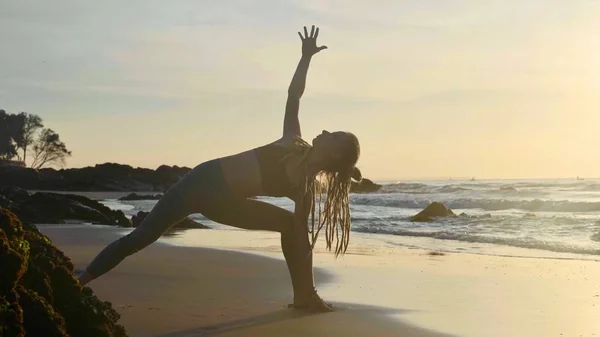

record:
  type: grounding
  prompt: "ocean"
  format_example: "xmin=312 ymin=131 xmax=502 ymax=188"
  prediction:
xmin=99 ymin=178 xmax=600 ymax=262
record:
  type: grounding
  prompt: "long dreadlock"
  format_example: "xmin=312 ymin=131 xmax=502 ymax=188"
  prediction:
xmin=279 ymin=135 xmax=359 ymax=257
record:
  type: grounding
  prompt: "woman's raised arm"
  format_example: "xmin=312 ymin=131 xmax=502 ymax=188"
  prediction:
xmin=283 ymin=25 xmax=327 ymax=138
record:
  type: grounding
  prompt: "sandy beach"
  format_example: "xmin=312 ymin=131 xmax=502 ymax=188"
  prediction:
xmin=39 ymin=225 xmax=600 ymax=337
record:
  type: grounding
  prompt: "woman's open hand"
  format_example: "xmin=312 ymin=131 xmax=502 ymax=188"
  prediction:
xmin=298 ymin=25 xmax=327 ymax=57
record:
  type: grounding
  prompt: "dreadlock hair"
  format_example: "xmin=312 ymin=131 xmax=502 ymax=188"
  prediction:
xmin=280 ymin=133 xmax=362 ymax=257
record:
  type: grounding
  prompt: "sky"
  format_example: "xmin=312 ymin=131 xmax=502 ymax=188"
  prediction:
xmin=1 ymin=0 xmax=600 ymax=180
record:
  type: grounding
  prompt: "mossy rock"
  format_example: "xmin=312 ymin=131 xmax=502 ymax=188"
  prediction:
xmin=0 ymin=208 xmax=128 ymax=337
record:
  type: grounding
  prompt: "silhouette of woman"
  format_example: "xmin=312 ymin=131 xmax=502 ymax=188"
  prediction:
xmin=78 ymin=25 xmax=362 ymax=312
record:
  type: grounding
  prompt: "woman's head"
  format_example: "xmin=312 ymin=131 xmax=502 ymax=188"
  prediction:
xmin=305 ymin=130 xmax=362 ymax=257
xmin=311 ymin=130 xmax=361 ymax=179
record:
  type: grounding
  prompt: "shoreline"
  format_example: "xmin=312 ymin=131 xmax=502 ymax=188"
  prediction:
xmin=38 ymin=224 xmax=600 ymax=337
xmin=40 ymin=224 xmax=450 ymax=337
xmin=17 ymin=188 xmax=600 ymax=262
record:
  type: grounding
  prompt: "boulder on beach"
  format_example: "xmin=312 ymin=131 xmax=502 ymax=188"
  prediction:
xmin=0 ymin=207 xmax=128 ymax=336
xmin=1 ymin=187 xmax=131 ymax=227
xmin=131 ymin=211 xmax=210 ymax=229
xmin=410 ymin=202 xmax=456 ymax=222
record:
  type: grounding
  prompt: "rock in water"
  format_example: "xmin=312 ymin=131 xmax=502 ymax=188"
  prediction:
xmin=410 ymin=202 xmax=456 ymax=222
xmin=0 ymin=208 xmax=128 ymax=337
xmin=350 ymin=178 xmax=382 ymax=193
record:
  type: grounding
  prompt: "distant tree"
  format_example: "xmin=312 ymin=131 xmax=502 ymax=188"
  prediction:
xmin=13 ymin=112 xmax=43 ymax=163
xmin=0 ymin=110 xmax=25 ymax=160
xmin=30 ymin=128 xmax=72 ymax=169
xmin=0 ymin=110 xmax=13 ymax=159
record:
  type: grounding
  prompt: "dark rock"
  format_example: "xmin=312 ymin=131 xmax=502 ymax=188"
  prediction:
xmin=1 ymin=186 xmax=30 ymax=202
xmin=0 ymin=163 xmax=192 ymax=192
xmin=0 ymin=189 xmax=131 ymax=227
xmin=0 ymin=194 xmax=13 ymax=210
xmin=410 ymin=202 xmax=456 ymax=222
xmin=350 ymin=178 xmax=382 ymax=193
xmin=154 ymin=165 xmax=190 ymax=188
xmin=131 ymin=211 xmax=209 ymax=229
xmin=0 ymin=208 xmax=128 ymax=336
xmin=119 ymin=193 xmax=163 ymax=201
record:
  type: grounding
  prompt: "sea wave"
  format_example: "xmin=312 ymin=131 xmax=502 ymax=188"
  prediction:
xmin=350 ymin=196 xmax=600 ymax=212
xmin=377 ymin=180 xmax=600 ymax=194
xmin=353 ymin=227 xmax=600 ymax=256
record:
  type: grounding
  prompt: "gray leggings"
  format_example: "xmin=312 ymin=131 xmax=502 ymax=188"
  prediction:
xmin=85 ymin=159 xmax=302 ymax=280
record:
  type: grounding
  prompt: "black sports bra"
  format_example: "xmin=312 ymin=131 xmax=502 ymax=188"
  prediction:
xmin=253 ymin=142 xmax=303 ymax=198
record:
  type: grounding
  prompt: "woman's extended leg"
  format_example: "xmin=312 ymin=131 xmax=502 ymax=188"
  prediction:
xmin=198 ymin=197 xmax=330 ymax=310
xmin=78 ymin=160 xmax=224 ymax=286
xmin=78 ymin=189 xmax=190 ymax=285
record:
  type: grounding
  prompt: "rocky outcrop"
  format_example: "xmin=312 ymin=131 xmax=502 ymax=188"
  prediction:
xmin=119 ymin=193 xmax=162 ymax=201
xmin=0 ymin=208 xmax=128 ymax=336
xmin=1 ymin=187 xmax=131 ymax=227
xmin=350 ymin=178 xmax=382 ymax=193
xmin=0 ymin=163 xmax=192 ymax=192
xmin=0 ymin=162 xmax=383 ymax=194
xmin=410 ymin=202 xmax=456 ymax=222
xmin=131 ymin=211 xmax=210 ymax=229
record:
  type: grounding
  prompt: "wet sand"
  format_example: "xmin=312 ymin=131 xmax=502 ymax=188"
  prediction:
xmin=41 ymin=225 xmax=449 ymax=337
xmin=40 ymin=225 xmax=600 ymax=337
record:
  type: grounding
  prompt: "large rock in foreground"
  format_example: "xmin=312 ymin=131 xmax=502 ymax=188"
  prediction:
xmin=0 ymin=208 xmax=128 ymax=336
xmin=1 ymin=187 xmax=131 ymax=227
xmin=131 ymin=211 xmax=210 ymax=229
xmin=410 ymin=202 xmax=456 ymax=222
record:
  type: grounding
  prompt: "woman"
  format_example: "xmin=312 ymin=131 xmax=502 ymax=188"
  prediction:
xmin=77 ymin=25 xmax=362 ymax=312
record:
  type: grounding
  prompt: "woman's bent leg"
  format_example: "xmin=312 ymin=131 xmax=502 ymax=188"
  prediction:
xmin=198 ymin=197 xmax=318 ymax=305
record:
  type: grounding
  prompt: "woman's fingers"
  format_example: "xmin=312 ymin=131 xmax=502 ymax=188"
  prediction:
xmin=298 ymin=25 xmax=321 ymax=42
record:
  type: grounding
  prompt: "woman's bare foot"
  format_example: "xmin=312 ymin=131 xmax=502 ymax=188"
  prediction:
xmin=289 ymin=291 xmax=334 ymax=312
